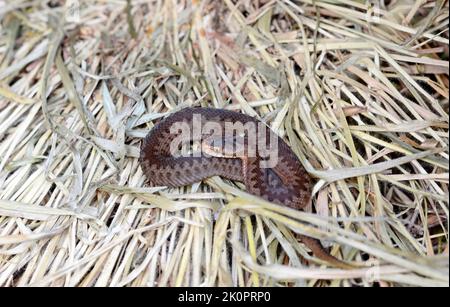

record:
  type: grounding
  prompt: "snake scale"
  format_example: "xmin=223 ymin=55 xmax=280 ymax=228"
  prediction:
xmin=139 ymin=107 xmax=351 ymax=269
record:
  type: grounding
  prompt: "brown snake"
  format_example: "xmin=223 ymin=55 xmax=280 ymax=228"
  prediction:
xmin=139 ymin=107 xmax=352 ymax=269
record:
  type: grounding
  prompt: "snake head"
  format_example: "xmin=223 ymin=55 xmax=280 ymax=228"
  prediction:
xmin=201 ymin=134 xmax=248 ymax=158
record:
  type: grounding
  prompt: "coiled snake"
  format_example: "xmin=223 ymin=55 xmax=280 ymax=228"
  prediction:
xmin=139 ymin=107 xmax=352 ymax=269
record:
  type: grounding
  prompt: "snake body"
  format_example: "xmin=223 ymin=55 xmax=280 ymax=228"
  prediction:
xmin=140 ymin=107 xmax=351 ymax=269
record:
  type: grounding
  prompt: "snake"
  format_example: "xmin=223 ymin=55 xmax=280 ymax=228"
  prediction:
xmin=139 ymin=107 xmax=352 ymax=269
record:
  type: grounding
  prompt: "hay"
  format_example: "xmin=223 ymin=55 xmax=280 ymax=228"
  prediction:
xmin=0 ymin=0 xmax=448 ymax=287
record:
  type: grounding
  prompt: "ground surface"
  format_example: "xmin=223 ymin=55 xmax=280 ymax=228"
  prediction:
xmin=0 ymin=0 xmax=448 ymax=286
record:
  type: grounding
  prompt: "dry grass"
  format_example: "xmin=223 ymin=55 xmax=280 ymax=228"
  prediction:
xmin=0 ymin=0 xmax=448 ymax=287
